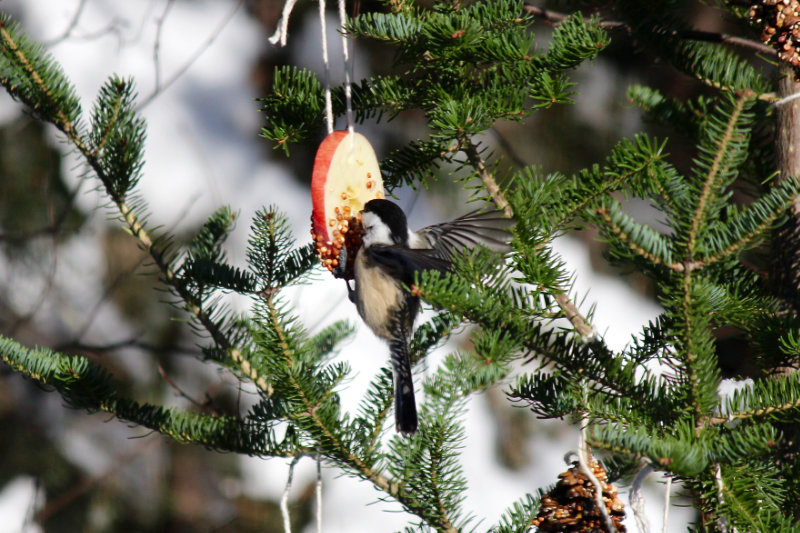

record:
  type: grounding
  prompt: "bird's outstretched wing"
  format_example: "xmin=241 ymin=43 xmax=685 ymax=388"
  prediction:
xmin=415 ymin=208 xmax=514 ymax=258
xmin=365 ymin=245 xmax=451 ymax=287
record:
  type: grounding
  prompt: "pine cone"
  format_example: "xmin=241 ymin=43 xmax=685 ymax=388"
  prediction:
xmin=750 ymin=0 xmax=800 ymax=75
xmin=531 ymin=459 xmax=626 ymax=532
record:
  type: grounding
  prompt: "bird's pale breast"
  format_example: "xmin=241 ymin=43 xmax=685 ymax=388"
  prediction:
xmin=354 ymin=251 xmax=401 ymax=340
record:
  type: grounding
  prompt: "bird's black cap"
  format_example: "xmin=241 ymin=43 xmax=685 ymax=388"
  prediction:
xmin=363 ymin=199 xmax=408 ymax=245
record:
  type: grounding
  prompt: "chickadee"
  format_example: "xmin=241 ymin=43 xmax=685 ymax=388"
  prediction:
xmin=351 ymin=199 xmax=514 ymax=434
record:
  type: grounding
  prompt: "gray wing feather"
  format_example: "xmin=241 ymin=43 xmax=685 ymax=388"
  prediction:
xmin=365 ymin=245 xmax=451 ymax=287
xmin=416 ymin=209 xmax=514 ymax=258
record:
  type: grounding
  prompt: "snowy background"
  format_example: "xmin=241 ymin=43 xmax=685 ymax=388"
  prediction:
xmin=0 ymin=1 xmax=695 ymax=531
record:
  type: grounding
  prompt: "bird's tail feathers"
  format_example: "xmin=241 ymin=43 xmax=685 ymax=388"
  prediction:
xmin=389 ymin=338 xmax=418 ymax=435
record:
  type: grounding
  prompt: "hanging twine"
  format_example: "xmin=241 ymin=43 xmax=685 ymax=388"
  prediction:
xmin=280 ymin=454 xmax=323 ymax=533
xmin=281 ymin=455 xmax=302 ymax=533
xmin=318 ymin=0 xmax=334 ymax=134
xmin=269 ymin=0 xmax=355 ymax=136
xmin=316 ymin=454 xmax=324 ymax=533
xmin=629 ymin=464 xmax=652 ymax=533
xmin=268 ymin=0 xmax=300 ymax=46
xmin=662 ymin=475 xmax=672 ymax=533
xmin=577 ymin=412 xmax=616 ymax=533
xmin=337 ymin=0 xmax=355 ymax=139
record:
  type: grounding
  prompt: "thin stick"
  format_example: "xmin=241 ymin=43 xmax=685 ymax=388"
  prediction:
xmin=43 ymin=0 xmax=88 ymax=46
xmin=153 ymin=0 xmax=176 ymax=92
xmin=138 ymin=0 xmax=244 ymax=109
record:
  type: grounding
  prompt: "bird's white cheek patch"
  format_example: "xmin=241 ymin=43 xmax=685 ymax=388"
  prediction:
xmin=361 ymin=212 xmax=394 ymax=247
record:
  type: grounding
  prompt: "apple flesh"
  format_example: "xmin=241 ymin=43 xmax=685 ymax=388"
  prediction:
xmin=310 ymin=130 xmax=385 ymax=279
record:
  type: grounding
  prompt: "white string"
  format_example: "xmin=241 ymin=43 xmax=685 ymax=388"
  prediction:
xmin=774 ymin=90 xmax=800 ymax=107
xmin=269 ymin=0 xmax=352 ymax=136
xmin=577 ymin=411 xmax=616 ymax=533
xmin=281 ymin=455 xmax=302 ymax=533
xmin=319 ymin=0 xmax=335 ymax=134
xmin=337 ymin=0 xmax=354 ymax=141
xmin=316 ymin=454 xmax=323 ymax=533
xmin=662 ymin=475 xmax=672 ymax=533
xmin=714 ymin=463 xmax=736 ymax=532
xmin=268 ymin=0 xmax=300 ymax=47
xmin=629 ymin=464 xmax=652 ymax=533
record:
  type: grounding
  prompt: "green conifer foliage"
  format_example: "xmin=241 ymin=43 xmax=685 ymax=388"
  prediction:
xmin=3 ymin=1 xmax=800 ymax=530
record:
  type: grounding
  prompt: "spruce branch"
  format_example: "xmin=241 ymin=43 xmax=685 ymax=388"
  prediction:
xmin=681 ymin=267 xmax=711 ymax=425
xmin=258 ymin=291 xmax=462 ymax=531
xmin=698 ymin=179 xmax=798 ymax=268
xmin=0 ymin=336 xmax=294 ymax=456
xmin=8 ymin=1 xmax=800 ymax=527
xmin=457 ymin=133 xmax=513 ymax=218
xmin=521 ymin=4 xmax=776 ymax=56
xmin=0 ymin=17 xmax=268 ymax=392
xmin=593 ymin=204 xmax=683 ymax=272
xmin=710 ymin=371 xmax=800 ymax=425
xmin=457 ymin=133 xmax=596 ymax=338
xmin=0 ymin=17 xmax=82 ymax=139
xmin=549 ymin=135 xmax=669 ymax=233
xmin=117 ymin=199 xmax=267 ymax=391
xmin=687 ymin=93 xmax=752 ymax=259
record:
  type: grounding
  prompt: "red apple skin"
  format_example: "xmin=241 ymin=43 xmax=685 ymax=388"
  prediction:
xmin=310 ymin=130 xmax=384 ymax=279
xmin=311 ymin=130 xmax=349 ymax=243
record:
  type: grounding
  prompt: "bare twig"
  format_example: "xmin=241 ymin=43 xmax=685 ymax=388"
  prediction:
xmin=491 ymin=126 xmax=528 ymax=169
xmin=43 ymin=0 xmax=88 ymax=46
xmin=138 ymin=0 xmax=245 ymax=109
xmin=524 ymin=4 xmax=625 ymax=31
xmin=152 ymin=0 xmax=176 ymax=92
xmin=56 ymin=337 xmax=202 ymax=357
xmin=157 ymin=363 xmax=222 ymax=415
xmin=34 ymin=438 xmax=155 ymax=524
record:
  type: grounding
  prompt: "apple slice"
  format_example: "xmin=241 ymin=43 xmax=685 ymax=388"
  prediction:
xmin=310 ymin=130 xmax=384 ymax=279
